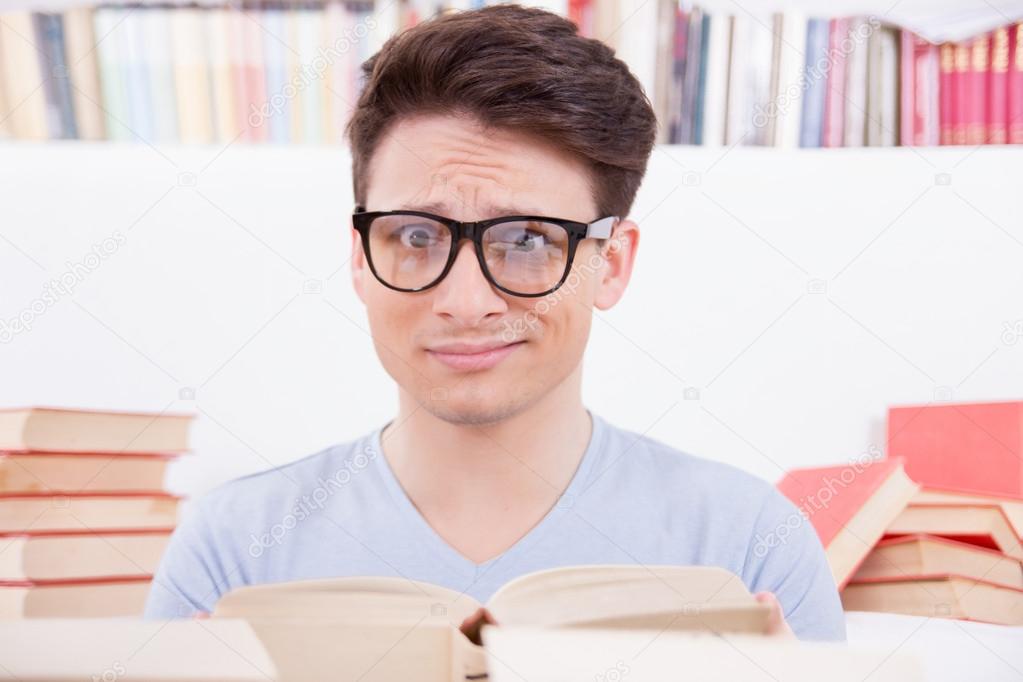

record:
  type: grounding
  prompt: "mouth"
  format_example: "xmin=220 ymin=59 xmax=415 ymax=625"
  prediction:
xmin=425 ymin=340 xmax=526 ymax=372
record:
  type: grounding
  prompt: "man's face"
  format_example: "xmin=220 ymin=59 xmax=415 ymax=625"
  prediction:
xmin=352 ymin=114 xmax=635 ymax=425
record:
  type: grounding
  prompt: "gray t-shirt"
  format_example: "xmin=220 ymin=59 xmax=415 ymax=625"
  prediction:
xmin=144 ymin=410 xmax=846 ymax=640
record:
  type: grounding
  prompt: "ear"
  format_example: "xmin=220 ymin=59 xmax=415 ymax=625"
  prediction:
xmin=350 ymin=225 xmax=367 ymax=304
xmin=593 ymin=218 xmax=639 ymax=311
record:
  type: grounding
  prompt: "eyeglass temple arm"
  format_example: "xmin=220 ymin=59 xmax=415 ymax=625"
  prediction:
xmin=586 ymin=216 xmax=618 ymax=239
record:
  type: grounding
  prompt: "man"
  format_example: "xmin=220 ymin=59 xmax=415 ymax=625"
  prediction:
xmin=146 ymin=4 xmax=846 ymax=641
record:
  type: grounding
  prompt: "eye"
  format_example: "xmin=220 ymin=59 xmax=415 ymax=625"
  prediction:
xmin=393 ymin=223 xmax=442 ymax=248
xmin=489 ymin=223 xmax=556 ymax=252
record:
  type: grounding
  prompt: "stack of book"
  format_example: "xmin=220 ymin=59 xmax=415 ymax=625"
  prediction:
xmin=778 ymin=400 xmax=1023 ymax=625
xmin=1 ymin=1 xmax=1020 ymax=148
xmin=0 ymin=406 xmax=193 ymax=617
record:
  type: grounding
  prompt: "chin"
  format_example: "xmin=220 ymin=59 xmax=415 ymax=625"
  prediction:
xmin=423 ymin=390 xmax=525 ymax=426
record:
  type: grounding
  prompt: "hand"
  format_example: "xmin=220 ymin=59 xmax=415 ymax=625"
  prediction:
xmin=754 ymin=591 xmax=795 ymax=638
xmin=458 ymin=606 xmax=497 ymax=645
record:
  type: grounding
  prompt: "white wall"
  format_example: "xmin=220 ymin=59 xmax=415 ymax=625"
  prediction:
xmin=1 ymin=141 xmax=1021 ymax=500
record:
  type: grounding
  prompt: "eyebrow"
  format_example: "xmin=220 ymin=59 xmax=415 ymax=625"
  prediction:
xmin=400 ymin=201 xmax=548 ymax=217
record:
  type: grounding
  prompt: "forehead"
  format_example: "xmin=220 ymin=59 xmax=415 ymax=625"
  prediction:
xmin=364 ymin=114 xmax=595 ymax=221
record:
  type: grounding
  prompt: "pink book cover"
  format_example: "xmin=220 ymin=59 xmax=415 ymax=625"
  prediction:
xmin=965 ymin=33 xmax=990 ymax=144
xmin=1009 ymin=23 xmax=1023 ymax=143
xmin=242 ymin=9 xmax=268 ymax=143
xmin=822 ymin=18 xmax=848 ymax=148
xmin=952 ymin=42 xmax=970 ymax=143
xmin=939 ymin=43 xmax=955 ymax=143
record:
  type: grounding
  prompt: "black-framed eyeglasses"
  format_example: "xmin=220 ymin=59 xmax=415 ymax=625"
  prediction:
xmin=352 ymin=206 xmax=619 ymax=298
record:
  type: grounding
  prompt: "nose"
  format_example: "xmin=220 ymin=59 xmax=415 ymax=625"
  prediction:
xmin=431 ymin=240 xmax=508 ymax=328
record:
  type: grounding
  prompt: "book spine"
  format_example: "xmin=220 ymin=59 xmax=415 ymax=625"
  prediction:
xmin=678 ymin=7 xmax=702 ymax=145
xmin=700 ymin=13 xmax=730 ymax=147
xmin=171 ymin=8 xmax=214 ymax=144
xmin=989 ymin=26 xmax=1010 ymax=144
xmin=899 ymin=30 xmax=915 ymax=146
xmin=244 ymin=4 xmax=269 ymax=143
xmin=63 ymin=7 xmax=106 ymax=140
xmin=668 ymin=8 xmax=688 ymax=144
xmin=939 ymin=42 xmax=954 ymax=144
xmin=952 ymin=42 xmax=969 ymax=144
xmin=262 ymin=4 xmax=290 ymax=144
xmin=800 ymin=19 xmax=828 ymax=148
xmin=822 ymin=18 xmax=847 ymax=148
xmin=879 ymin=27 xmax=899 ymax=146
xmin=692 ymin=13 xmax=710 ymax=145
xmin=33 ymin=13 xmax=77 ymax=139
xmin=121 ymin=7 xmax=155 ymax=143
xmin=1 ymin=12 xmax=48 ymax=139
xmin=1009 ymin=23 xmax=1023 ymax=144
xmin=965 ymin=33 xmax=990 ymax=144
xmin=913 ymin=36 xmax=940 ymax=146
xmin=145 ymin=8 xmax=179 ymax=143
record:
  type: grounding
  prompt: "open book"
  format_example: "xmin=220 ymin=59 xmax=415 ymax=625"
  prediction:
xmin=213 ymin=564 xmax=771 ymax=682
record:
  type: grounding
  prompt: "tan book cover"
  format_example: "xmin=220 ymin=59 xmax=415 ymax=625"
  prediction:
xmin=0 ymin=12 xmax=49 ymax=139
xmin=62 ymin=6 xmax=106 ymax=140
xmin=0 ymin=407 xmax=193 ymax=453
xmin=214 ymin=564 xmax=770 ymax=682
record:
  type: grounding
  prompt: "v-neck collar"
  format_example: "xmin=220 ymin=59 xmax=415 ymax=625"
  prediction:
xmin=371 ymin=409 xmax=606 ymax=579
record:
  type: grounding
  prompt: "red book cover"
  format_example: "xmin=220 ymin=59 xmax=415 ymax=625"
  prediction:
xmin=939 ymin=43 xmax=955 ymax=143
xmin=822 ymin=19 xmax=848 ymax=148
xmin=989 ymin=26 xmax=1011 ymax=143
xmin=888 ymin=401 xmax=1023 ymax=497
xmin=776 ymin=457 xmax=907 ymax=548
xmin=952 ymin=42 xmax=970 ymax=143
xmin=965 ymin=33 xmax=990 ymax=144
xmin=1010 ymin=22 xmax=1023 ymax=143
xmin=900 ymin=30 xmax=916 ymax=145
xmin=568 ymin=0 xmax=594 ymax=36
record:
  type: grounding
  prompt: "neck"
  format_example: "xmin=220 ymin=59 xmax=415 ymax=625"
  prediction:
xmin=380 ymin=365 xmax=592 ymax=505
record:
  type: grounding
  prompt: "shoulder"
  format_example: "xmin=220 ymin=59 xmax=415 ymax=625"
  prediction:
xmin=592 ymin=414 xmax=783 ymax=514
xmin=183 ymin=431 xmax=384 ymax=544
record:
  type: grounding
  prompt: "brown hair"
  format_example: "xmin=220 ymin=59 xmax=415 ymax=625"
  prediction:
xmin=344 ymin=4 xmax=657 ymax=219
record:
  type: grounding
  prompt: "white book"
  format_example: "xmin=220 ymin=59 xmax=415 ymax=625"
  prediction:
xmin=724 ymin=15 xmax=749 ymax=145
xmin=0 ymin=619 xmax=276 ymax=681
xmin=143 ymin=7 xmax=179 ymax=143
xmin=483 ymin=626 xmax=924 ymax=682
xmin=700 ymin=13 xmax=731 ymax=147
xmin=614 ymin=0 xmax=659 ymax=107
xmin=773 ymin=11 xmax=806 ymax=149
xmin=878 ymin=27 xmax=899 ymax=146
xmin=843 ymin=17 xmax=869 ymax=147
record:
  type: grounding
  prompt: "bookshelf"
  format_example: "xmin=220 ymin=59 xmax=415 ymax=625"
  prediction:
xmin=1 ymin=0 xmax=1022 ymax=147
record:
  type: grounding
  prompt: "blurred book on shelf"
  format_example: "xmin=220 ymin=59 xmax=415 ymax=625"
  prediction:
xmin=0 ymin=1 xmax=1021 ymax=147
xmin=777 ymin=400 xmax=1023 ymax=626
xmin=0 ymin=406 xmax=193 ymax=618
